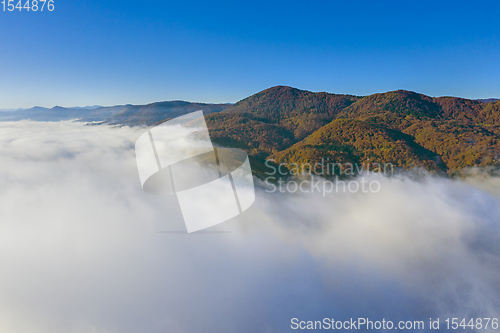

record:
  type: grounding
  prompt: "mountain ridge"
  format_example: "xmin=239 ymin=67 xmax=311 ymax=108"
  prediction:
xmin=202 ymin=86 xmax=500 ymax=174
xmin=2 ymin=86 xmax=499 ymax=174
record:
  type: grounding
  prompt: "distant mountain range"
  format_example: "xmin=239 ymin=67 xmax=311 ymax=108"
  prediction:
xmin=476 ymin=98 xmax=500 ymax=103
xmin=102 ymin=101 xmax=230 ymax=126
xmin=0 ymin=102 xmax=231 ymax=124
xmin=2 ymin=87 xmax=499 ymax=174
xmin=0 ymin=105 xmax=131 ymax=122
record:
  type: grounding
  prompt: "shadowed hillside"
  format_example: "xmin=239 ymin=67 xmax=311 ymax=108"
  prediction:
xmin=104 ymin=101 xmax=231 ymax=126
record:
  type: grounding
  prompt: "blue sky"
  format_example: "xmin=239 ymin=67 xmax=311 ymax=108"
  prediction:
xmin=0 ymin=0 xmax=499 ymax=108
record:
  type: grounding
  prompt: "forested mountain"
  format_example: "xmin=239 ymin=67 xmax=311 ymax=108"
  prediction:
xmin=202 ymin=86 xmax=500 ymax=174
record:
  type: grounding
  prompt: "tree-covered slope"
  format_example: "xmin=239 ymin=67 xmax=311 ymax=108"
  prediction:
xmin=205 ymin=86 xmax=359 ymax=158
xmin=270 ymin=119 xmax=444 ymax=173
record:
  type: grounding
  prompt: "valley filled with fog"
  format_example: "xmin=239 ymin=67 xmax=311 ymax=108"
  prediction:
xmin=1 ymin=121 xmax=500 ymax=332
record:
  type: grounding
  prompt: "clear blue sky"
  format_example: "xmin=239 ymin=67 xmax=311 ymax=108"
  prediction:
xmin=0 ymin=0 xmax=499 ymax=108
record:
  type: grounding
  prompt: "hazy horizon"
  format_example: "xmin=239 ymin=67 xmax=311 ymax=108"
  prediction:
xmin=1 ymin=86 xmax=498 ymax=111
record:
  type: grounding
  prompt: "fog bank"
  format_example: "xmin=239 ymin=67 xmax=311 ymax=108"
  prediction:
xmin=0 ymin=121 xmax=499 ymax=332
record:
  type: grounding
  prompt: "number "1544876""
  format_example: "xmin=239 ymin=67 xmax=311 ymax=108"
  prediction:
xmin=2 ymin=0 xmax=54 ymax=11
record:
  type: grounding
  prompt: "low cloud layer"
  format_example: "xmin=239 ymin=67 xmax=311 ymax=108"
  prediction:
xmin=0 ymin=121 xmax=500 ymax=332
